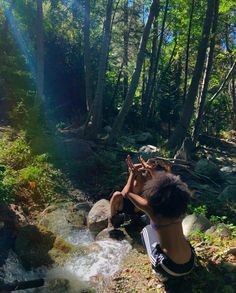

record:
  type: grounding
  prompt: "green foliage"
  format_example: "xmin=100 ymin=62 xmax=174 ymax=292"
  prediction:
xmin=188 ymin=204 xmax=208 ymax=215
xmin=0 ymin=165 xmax=15 ymax=203
xmin=0 ymin=132 xmax=70 ymax=204
xmin=0 ymin=132 xmax=32 ymax=170
xmin=210 ymin=215 xmax=227 ymax=224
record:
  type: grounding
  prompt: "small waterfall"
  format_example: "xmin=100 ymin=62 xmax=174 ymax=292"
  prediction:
xmin=1 ymin=228 xmax=132 ymax=292
xmin=64 ymin=239 xmax=132 ymax=281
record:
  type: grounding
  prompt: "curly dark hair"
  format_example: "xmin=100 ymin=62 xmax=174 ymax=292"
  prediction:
xmin=142 ymin=173 xmax=191 ymax=218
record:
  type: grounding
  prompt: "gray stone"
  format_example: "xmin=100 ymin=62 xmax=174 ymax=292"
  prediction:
xmin=138 ymin=145 xmax=160 ymax=154
xmin=39 ymin=204 xmax=86 ymax=239
xmin=87 ymin=199 xmax=111 ymax=235
xmin=218 ymin=185 xmax=236 ymax=202
xmin=205 ymin=223 xmax=231 ymax=237
xmin=73 ymin=202 xmax=92 ymax=213
xmin=195 ymin=159 xmax=220 ymax=180
xmin=182 ymin=213 xmax=212 ymax=237
xmin=220 ymin=166 xmax=236 ymax=174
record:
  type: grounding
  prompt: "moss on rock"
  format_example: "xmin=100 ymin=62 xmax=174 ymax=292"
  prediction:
xmin=14 ymin=225 xmax=79 ymax=269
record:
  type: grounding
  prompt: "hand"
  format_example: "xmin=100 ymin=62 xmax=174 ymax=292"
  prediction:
xmin=122 ymin=155 xmax=142 ymax=197
xmin=138 ymin=156 xmax=157 ymax=178
xmin=138 ymin=156 xmax=171 ymax=177
xmin=126 ymin=155 xmax=142 ymax=175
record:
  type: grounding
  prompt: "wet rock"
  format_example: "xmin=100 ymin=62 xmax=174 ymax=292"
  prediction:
xmin=87 ymin=199 xmax=110 ymax=235
xmin=37 ymin=278 xmax=95 ymax=293
xmin=39 ymin=204 xmax=87 ymax=238
xmin=72 ymin=202 xmax=92 ymax=214
xmin=0 ymin=204 xmax=17 ymax=266
xmin=182 ymin=214 xmax=212 ymax=237
xmin=14 ymin=225 xmax=78 ymax=269
xmin=96 ymin=227 xmax=132 ymax=244
xmin=195 ymin=159 xmax=221 ymax=180
xmin=218 ymin=185 xmax=236 ymax=202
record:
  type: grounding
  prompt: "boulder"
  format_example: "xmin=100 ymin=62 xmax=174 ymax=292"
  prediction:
xmin=220 ymin=166 xmax=236 ymax=174
xmin=14 ymin=225 xmax=79 ymax=269
xmin=87 ymin=199 xmax=111 ymax=235
xmin=205 ymin=223 xmax=232 ymax=238
xmin=138 ymin=145 xmax=159 ymax=155
xmin=194 ymin=159 xmax=220 ymax=180
xmin=96 ymin=227 xmax=132 ymax=244
xmin=38 ymin=204 xmax=87 ymax=239
xmin=0 ymin=204 xmax=17 ymax=266
xmin=218 ymin=185 xmax=236 ymax=202
xmin=182 ymin=214 xmax=212 ymax=237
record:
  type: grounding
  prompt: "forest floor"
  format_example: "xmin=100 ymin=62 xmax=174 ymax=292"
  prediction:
xmin=104 ymin=235 xmax=236 ymax=293
xmin=1 ymin=126 xmax=236 ymax=293
xmin=102 ymin=133 xmax=236 ymax=293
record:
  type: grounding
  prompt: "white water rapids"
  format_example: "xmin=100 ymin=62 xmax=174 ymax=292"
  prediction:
xmin=1 ymin=228 xmax=132 ymax=292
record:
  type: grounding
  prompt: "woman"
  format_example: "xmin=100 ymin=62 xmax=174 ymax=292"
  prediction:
xmin=122 ymin=158 xmax=195 ymax=278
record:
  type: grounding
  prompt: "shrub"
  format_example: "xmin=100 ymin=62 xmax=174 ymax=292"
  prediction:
xmin=0 ymin=132 xmax=70 ymax=204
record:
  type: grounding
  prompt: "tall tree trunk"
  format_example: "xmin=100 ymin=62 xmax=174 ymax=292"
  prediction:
xmin=83 ymin=0 xmax=93 ymax=112
xmin=225 ymin=24 xmax=236 ymax=130
xmin=193 ymin=0 xmax=219 ymax=140
xmin=168 ymin=0 xmax=215 ymax=149
xmin=149 ymin=37 xmax=177 ymax=119
xmin=123 ymin=0 xmax=129 ymax=98
xmin=204 ymin=59 xmax=236 ymax=111
xmin=183 ymin=0 xmax=195 ymax=103
xmin=231 ymin=75 xmax=236 ymax=130
xmin=142 ymin=12 xmax=159 ymax=119
xmin=145 ymin=0 xmax=168 ymax=117
xmin=108 ymin=0 xmax=159 ymax=144
xmin=36 ymin=0 xmax=44 ymax=102
xmin=86 ymin=0 xmax=114 ymax=138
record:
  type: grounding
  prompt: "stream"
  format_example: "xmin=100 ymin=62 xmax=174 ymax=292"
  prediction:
xmin=1 ymin=214 xmax=132 ymax=292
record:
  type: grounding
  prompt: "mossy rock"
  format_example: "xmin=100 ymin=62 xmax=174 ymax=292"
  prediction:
xmin=14 ymin=225 xmax=79 ymax=269
xmin=39 ymin=205 xmax=86 ymax=239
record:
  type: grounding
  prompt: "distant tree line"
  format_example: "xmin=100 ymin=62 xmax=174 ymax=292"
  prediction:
xmin=0 ymin=0 xmax=235 ymax=149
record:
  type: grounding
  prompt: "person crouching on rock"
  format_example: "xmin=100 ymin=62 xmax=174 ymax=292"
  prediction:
xmin=121 ymin=163 xmax=195 ymax=278
xmin=108 ymin=155 xmax=171 ymax=228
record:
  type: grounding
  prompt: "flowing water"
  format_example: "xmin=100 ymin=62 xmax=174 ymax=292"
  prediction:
xmin=1 ymin=226 xmax=132 ymax=292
